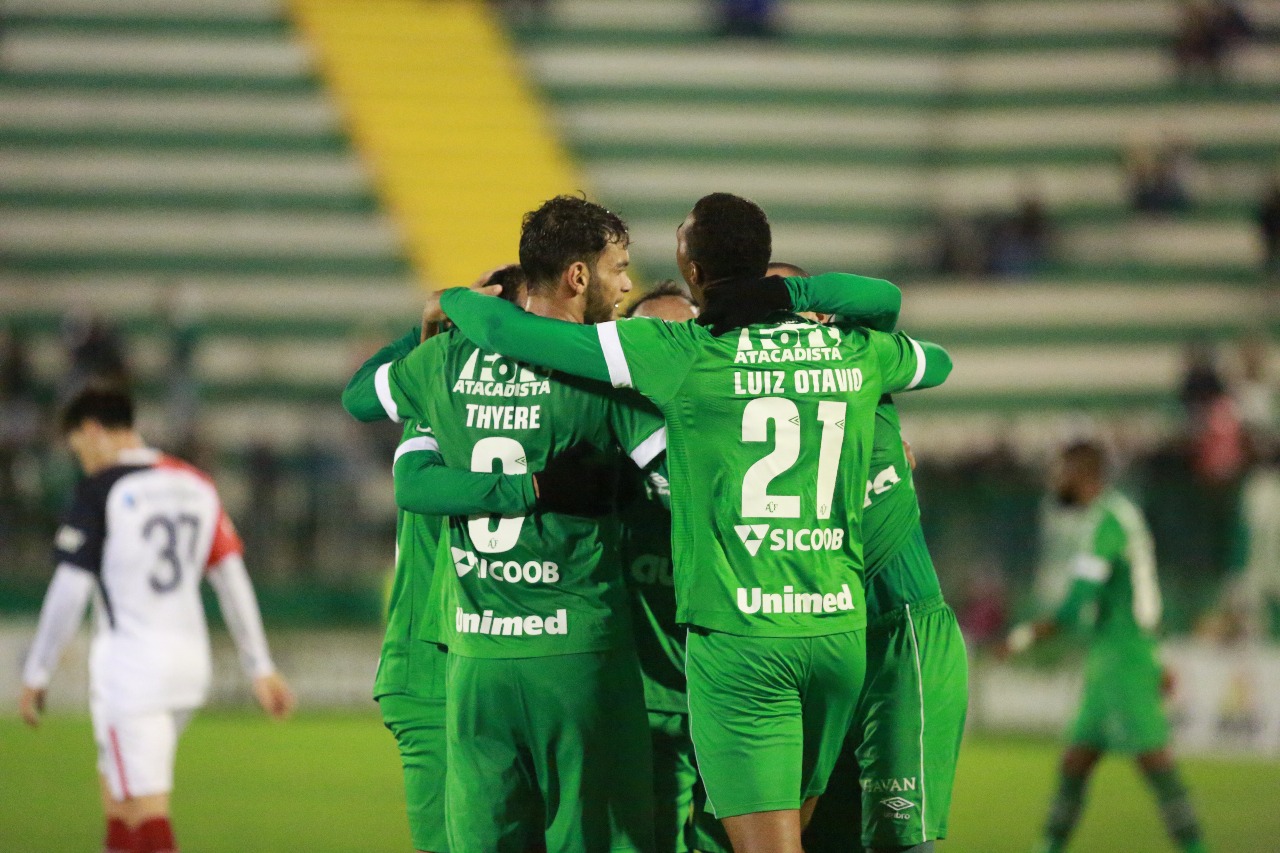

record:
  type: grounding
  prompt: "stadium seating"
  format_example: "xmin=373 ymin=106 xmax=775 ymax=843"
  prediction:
xmin=0 ymin=0 xmax=419 ymax=459
xmin=509 ymin=0 xmax=1279 ymax=422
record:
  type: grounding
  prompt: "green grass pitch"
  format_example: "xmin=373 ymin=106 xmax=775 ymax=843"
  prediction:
xmin=3 ymin=711 xmax=1278 ymax=851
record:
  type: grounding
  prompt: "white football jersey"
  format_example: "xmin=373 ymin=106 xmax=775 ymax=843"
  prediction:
xmin=54 ymin=447 xmax=243 ymax=713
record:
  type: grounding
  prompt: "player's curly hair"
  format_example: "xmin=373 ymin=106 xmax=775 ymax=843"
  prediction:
xmin=685 ymin=193 xmax=771 ymax=284
xmin=519 ymin=195 xmax=629 ymax=293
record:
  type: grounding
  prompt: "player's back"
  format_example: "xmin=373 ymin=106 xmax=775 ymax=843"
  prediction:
xmin=1086 ymin=490 xmax=1162 ymax=646
xmin=72 ymin=449 xmax=224 ymax=712
xmin=630 ymin=315 xmax=925 ymax=637
xmin=410 ymin=330 xmax=664 ymax=658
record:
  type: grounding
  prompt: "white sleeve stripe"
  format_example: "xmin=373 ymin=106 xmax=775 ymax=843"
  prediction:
xmin=393 ymin=435 xmax=441 ymax=466
xmin=905 ymin=336 xmax=927 ymax=391
xmin=630 ymin=426 xmax=667 ymax=468
xmin=374 ymin=362 xmax=402 ymax=423
xmin=1072 ymin=554 xmax=1111 ymax=583
xmin=597 ymin=321 xmax=634 ymax=389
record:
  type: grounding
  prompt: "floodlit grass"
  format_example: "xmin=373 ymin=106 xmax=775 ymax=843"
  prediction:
xmin=3 ymin=713 xmax=1278 ymax=851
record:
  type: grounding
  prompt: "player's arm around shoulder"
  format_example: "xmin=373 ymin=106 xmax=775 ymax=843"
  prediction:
xmin=392 ymin=427 xmax=536 ymax=517
xmin=440 ymin=287 xmax=614 ymax=382
xmin=341 ymin=326 xmax=421 ymax=422
xmin=865 ymin=328 xmax=953 ymax=392
xmin=786 ymin=272 xmax=902 ymax=332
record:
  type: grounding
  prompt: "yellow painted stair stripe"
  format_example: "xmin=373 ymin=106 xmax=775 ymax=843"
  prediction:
xmin=288 ymin=0 xmax=582 ymax=287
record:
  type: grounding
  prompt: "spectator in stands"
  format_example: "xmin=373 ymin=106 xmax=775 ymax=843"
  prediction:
xmin=59 ymin=312 xmax=129 ymax=398
xmin=714 ymin=0 xmax=776 ymax=37
xmin=1256 ymin=175 xmax=1280 ymax=275
xmin=1172 ymin=0 xmax=1254 ymax=85
xmin=1180 ymin=340 xmax=1248 ymax=485
xmin=1232 ymin=334 xmax=1278 ymax=458
xmin=926 ymin=209 xmax=986 ymax=276
xmin=158 ymin=285 xmax=202 ymax=459
xmin=0 ymin=326 xmax=43 ymax=539
xmin=986 ymin=194 xmax=1054 ymax=278
xmin=1125 ymin=138 xmax=1194 ymax=214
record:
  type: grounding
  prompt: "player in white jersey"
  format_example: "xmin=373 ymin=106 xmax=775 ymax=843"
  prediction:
xmin=19 ymin=387 xmax=295 ymax=853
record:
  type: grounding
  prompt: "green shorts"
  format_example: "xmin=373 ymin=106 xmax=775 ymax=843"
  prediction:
xmin=648 ymin=710 xmax=696 ymax=853
xmin=379 ymin=642 xmax=450 ymax=853
xmin=444 ymin=647 xmax=654 ymax=853
xmin=686 ymin=628 xmax=866 ymax=819
xmin=805 ymin=596 xmax=969 ymax=851
xmin=689 ymin=778 xmax=732 ymax=853
xmin=1070 ymin=641 xmax=1169 ymax=754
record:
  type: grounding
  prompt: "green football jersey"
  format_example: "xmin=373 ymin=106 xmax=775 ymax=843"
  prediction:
xmin=861 ymin=397 xmax=942 ymax=615
xmin=374 ymin=329 xmax=666 ymax=658
xmin=374 ymin=421 xmax=446 ymax=699
xmin=601 ymin=314 xmax=927 ymax=637
xmin=1057 ymin=489 xmax=1162 ymax=648
xmin=619 ymin=468 xmax=686 ymax=713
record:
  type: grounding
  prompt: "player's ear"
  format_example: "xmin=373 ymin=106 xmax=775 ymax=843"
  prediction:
xmin=564 ymin=260 xmax=589 ymax=296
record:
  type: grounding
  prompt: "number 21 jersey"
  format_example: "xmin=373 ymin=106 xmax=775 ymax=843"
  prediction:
xmin=596 ymin=316 xmax=926 ymax=637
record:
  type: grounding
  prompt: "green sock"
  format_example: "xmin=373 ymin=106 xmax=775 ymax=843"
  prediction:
xmin=1040 ymin=771 xmax=1088 ymax=853
xmin=1142 ymin=766 xmax=1206 ymax=852
xmin=869 ymin=844 xmax=934 ymax=853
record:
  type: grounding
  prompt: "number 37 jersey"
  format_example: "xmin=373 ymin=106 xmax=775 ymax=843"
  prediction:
xmin=596 ymin=316 xmax=927 ymax=637
xmin=54 ymin=447 xmax=242 ymax=713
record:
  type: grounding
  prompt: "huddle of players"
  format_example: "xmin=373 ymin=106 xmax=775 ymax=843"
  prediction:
xmin=343 ymin=191 xmax=968 ymax=853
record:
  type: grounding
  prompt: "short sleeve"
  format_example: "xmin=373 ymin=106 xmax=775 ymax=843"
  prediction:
xmin=206 ymin=509 xmax=244 ymax=569
xmin=868 ymin=330 xmax=927 ymax=394
xmin=383 ymin=336 xmax=447 ymax=423
xmin=53 ymin=478 xmax=108 ymax=576
xmin=606 ymin=392 xmax=668 ymax=470
xmin=598 ymin=317 xmax=701 ymax=405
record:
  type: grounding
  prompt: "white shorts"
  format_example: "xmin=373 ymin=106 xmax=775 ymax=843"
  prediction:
xmin=90 ymin=696 xmax=194 ymax=801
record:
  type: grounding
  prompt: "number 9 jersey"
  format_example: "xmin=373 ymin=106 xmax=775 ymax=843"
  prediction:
xmin=53 ymin=447 xmax=242 ymax=714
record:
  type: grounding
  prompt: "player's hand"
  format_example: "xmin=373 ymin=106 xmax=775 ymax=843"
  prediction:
xmin=902 ymin=438 xmax=917 ymax=471
xmin=533 ymin=444 xmax=618 ymax=517
xmin=421 ymin=280 xmax=505 ymax=341
xmin=253 ymin=673 xmax=296 ymax=720
xmin=19 ymin=686 xmax=46 ymax=728
xmin=1159 ymin=665 xmax=1177 ymax=699
xmin=696 ymin=276 xmax=792 ymax=336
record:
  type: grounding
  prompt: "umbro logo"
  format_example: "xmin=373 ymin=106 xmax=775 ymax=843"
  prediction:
xmin=734 ymin=524 xmax=770 ymax=556
xmin=881 ymin=797 xmax=915 ymax=812
xmin=452 ymin=547 xmax=477 ymax=577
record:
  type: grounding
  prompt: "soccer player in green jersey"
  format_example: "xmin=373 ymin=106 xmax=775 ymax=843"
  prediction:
xmin=345 ymin=268 xmax=619 ymax=853
xmin=437 ymin=193 xmax=953 ymax=853
xmin=1004 ymin=441 xmax=1208 ymax=853
xmin=345 ymin=198 xmax=666 ymax=853
xmin=622 ymin=282 xmax=702 ymax=853
xmin=730 ymin=263 xmax=968 ymax=853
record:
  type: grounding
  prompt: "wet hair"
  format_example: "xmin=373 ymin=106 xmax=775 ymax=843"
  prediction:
xmin=684 ymin=193 xmax=771 ymax=283
xmin=61 ymin=385 xmax=134 ymax=434
xmin=625 ymin=280 xmax=697 ymax=318
xmin=519 ymin=195 xmax=629 ymax=293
